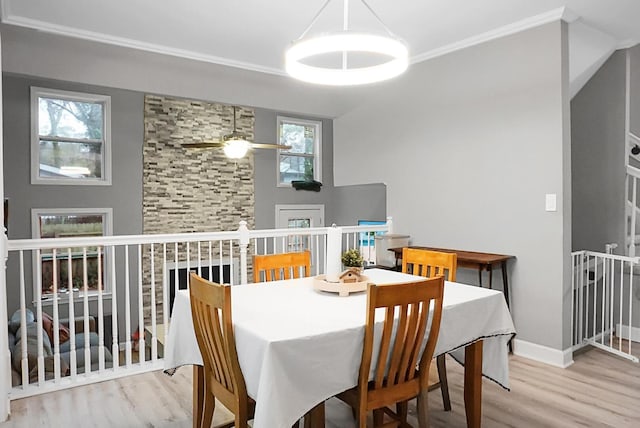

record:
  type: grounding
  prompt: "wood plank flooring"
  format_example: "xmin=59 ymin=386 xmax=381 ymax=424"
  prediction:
xmin=2 ymin=347 xmax=639 ymax=427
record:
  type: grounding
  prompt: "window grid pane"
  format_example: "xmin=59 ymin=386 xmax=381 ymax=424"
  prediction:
xmin=32 ymin=87 xmax=111 ymax=185
xmin=279 ymin=155 xmax=314 ymax=183
xmin=278 ymin=117 xmax=321 ymax=185
xmin=38 ymin=97 xmax=104 ymax=140
xmin=38 ymin=140 xmax=103 ymax=178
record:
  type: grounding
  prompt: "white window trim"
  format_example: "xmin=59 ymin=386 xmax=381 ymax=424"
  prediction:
xmin=31 ymin=208 xmax=114 ymax=302
xmin=276 ymin=116 xmax=322 ymax=187
xmin=30 ymin=87 xmax=112 ymax=186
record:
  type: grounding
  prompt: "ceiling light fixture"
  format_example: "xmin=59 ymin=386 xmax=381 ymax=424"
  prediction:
xmin=285 ymin=0 xmax=408 ymax=86
xmin=222 ymin=138 xmax=250 ymax=159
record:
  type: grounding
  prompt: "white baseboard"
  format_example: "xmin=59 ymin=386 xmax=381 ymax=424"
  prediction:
xmin=616 ymin=323 xmax=640 ymax=342
xmin=512 ymin=339 xmax=574 ymax=368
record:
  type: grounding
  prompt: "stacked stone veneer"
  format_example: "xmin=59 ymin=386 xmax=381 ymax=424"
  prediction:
xmin=143 ymin=95 xmax=255 ymax=323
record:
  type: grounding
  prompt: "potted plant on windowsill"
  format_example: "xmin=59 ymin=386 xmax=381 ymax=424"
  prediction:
xmin=341 ymin=249 xmax=364 ymax=275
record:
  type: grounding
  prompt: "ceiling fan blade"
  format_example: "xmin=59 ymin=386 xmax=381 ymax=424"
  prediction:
xmin=182 ymin=142 xmax=225 ymax=148
xmin=250 ymin=143 xmax=292 ymax=150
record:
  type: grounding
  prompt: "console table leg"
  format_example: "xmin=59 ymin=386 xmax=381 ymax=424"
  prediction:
xmin=501 ymin=261 xmax=510 ymax=310
xmin=488 ymin=265 xmax=493 ymax=289
xmin=500 ymin=261 xmax=513 ymax=353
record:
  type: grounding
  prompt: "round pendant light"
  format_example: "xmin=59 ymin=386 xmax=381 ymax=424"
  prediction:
xmin=285 ymin=0 xmax=409 ymax=86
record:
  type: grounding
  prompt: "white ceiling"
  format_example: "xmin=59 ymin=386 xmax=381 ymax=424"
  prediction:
xmin=2 ymin=0 xmax=639 ymax=97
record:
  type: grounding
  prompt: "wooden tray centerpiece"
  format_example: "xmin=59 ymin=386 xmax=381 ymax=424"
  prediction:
xmin=313 ymin=268 xmax=369 ymax=297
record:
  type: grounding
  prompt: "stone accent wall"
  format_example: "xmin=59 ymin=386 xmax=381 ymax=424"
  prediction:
xmin=143 ymin=95 xmax=255 ymax=322
xmin=143 ymin=95 xmax=254 ymax=233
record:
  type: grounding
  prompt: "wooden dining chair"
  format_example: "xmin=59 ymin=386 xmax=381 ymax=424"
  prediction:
xmin=253 ymin=250 xmax=311 ymax=283
xmin=402 ymin=247 xmax=457 ymax=412
xmin=336 ymin=276 xmax=445 ymax=428
xmin=189 ymin=272 xmax=253 ymax=428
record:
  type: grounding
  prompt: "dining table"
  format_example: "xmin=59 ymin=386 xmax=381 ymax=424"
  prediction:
xmin=164 ymin=268 xmax=516 ymax=428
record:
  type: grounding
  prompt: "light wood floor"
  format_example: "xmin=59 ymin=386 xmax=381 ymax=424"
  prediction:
xmin=2 ymin=347 xmax=639 ymax=427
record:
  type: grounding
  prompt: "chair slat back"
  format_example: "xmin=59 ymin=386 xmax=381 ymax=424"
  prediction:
xmin=402 ymin=248 xmax=457 ymax=281
xmin=189 ymin=273 xmax=247 ymax=407
xmin=359 ymin=277 xmax=445 ymax=406
xmin=253 ymin=251 xmax=311 ymax=283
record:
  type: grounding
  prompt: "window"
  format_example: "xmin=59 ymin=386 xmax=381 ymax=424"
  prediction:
xmin=31 ymin=87 xmax=111 ymax=185
xmin=277 ymin=116 xmax=322 ymax=186
xmin=32 ymin=208 xmax=113 ymax=298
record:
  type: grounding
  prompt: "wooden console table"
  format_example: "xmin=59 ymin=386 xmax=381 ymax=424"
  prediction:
xmin=389 ymin=246 xmax=515 ymax=310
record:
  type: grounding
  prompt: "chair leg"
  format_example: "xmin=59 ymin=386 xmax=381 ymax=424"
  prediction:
xmin=193 ymin=366 xmax=205 ymax=428
xmin=396 ymin=401 xmax=408 ymax=426
xmin=201 ymin=389 xmax=215 ymax=428
xmin=373 ymin=409 xmax=384 ymax=426
xmin=436 ymin=354 xmax=452 ymax=411
xmin=417 ymin=389 xmax=429 ymax=428
xmin=358 ymin=409 xmax=368 ymax=428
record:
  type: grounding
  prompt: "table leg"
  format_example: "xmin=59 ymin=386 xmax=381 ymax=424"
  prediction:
xmin=464 ymin=340 xmax=483 ymax=428
xmin=488 ymin=265 xmax=493 ymax=289
xmin=500 ymin=261 xmax=513 ymax=353
xmin=501 ymin=261 xmax=510 ymax=310
xmin=304 ymin=402 xmax=325 ymax=428
xmin=193 ymin=365 xmax=204 ymax=428
xmin=477 ymin=266 xmax=483 ymax=287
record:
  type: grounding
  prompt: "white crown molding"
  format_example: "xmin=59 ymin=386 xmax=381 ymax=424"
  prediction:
xmin=560 ymin=7 xmax=580 ymax=24
xmin=410 ymin=7 xmax=569 ymax=64
xmin=3 ymin=5 xmax=604 ymax=77
xmin=512 ymin=339 xmax=574 ymax=368
xmin=617 ymin=39 xmax=638 ymax=49
xmin=0 ymin=14 xmax=287 ymax=77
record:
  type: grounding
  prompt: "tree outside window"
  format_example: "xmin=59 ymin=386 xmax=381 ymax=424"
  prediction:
xmin=277 ymin=116 xmax=322 ymax=186
xmin=31 ymin=87 xmax=111 ymax=185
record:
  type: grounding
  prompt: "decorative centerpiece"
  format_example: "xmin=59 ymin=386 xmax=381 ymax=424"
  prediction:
xmin=341 ymin=249 xmax=364 ymax=273
xmin=314 ymin=249 xmax=368 ymax=296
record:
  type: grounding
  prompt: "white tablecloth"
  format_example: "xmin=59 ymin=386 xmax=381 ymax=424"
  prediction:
xmin=164 ymin=269 xmax=515 ymax=428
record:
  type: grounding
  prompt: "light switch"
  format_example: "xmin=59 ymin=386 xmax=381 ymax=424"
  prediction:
xmin=545 ymin=194 xmax=557 ymax=212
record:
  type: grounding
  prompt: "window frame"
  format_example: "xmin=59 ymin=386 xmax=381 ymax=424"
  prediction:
xmin=30 ymin=87 xmax=112 ymax=186
xmin=276 ymin=116 xmax=322 ymax=187
xmin=31 ymin=207 xmax=114 ymax=301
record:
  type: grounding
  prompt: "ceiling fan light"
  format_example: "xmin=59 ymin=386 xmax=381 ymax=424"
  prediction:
xmin=223 ymin=139 xmax=250 ymax=159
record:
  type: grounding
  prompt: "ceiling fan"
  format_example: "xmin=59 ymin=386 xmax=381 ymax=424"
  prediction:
xmin=182 ymin=106 xmax=291 ymax=159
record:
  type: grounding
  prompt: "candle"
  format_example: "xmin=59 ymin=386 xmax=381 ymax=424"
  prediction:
xmin=326 ymin=226 xmax=341 ymax=282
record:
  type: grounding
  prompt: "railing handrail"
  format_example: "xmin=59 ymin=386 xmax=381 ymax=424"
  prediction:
xmin=626 ymin=164 xmax=640 ymax=179
xmin=572 ymin=249 xmax=640 ymax=263
xmin=341 ymin=224 xmax=390 ymax=234
xmin=6 ymin=230 xmax=242 ymax=251
xmin=7 ymin=223 xmax=392 ymax=252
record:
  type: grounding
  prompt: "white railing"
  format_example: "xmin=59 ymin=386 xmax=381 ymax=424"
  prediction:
xmin=571 ymin=250 xmax=639 ymax=362
xmin=4 ymin=219 xmax=391 ymax=398
xmin=625 ymin=164 xmax=640 ymax=257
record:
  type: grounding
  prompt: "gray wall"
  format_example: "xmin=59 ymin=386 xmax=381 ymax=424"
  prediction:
xmin=3 ymin=74 xmax=144 ymax=240
xmin=571 ymin=51 xmax=626 ymax=252
xmin=3 ymin=74 xmax=144 ymax=316
xmin=3 ymin=74 xmax=144 ymax=340
xmin=334 ymin=22 xmax=572 ymax=351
